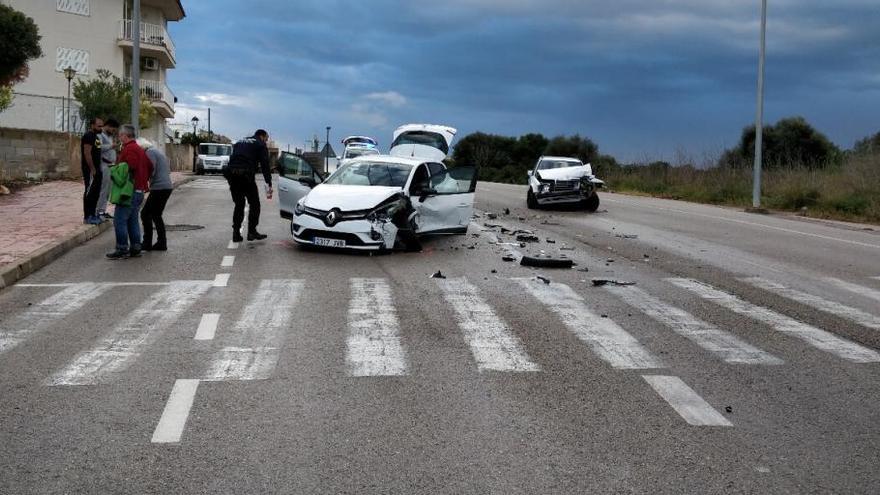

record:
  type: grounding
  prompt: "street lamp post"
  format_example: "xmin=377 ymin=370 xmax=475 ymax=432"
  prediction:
xmin=63 ymin=66 xmax=77 ymax=133
xmin=752 ymin=0 xmax=768 ymax=209
xmin=191 ymin=116 xmax=200 ymax=172
xmin=325 ymin=126 xmax=331 ymax=173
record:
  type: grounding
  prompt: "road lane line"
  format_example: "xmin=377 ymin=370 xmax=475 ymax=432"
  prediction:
xmin=221 ymin=256 xmax=235 ymax=267
xmin=1 ymin=283 xmax=111 ymax=354
xmin=824 ymin=277 xmax=880 ymax=303
xmin=16 ymin=282 xmax=170 ymax=287
xmin=642 ymin=375 xmax=732 ymax=426
xmin=46 ymin=281 xmax=212 ymax=386
xmin=213 ymin=273 xmax=230 ymax=287
xmin=347 ymin=278 xmax=408 ymax=376
xmin=515 ymin=278 xmax=664 ymax=369
xmin=227 ymin=241 xmax=240 ymax=250
xmin=203 ymin=280 xmax=303 ymax=380
xmin=194 ymin=313 xmax=221 ymax=341
xmin=151 ymin=379 xmax=200 ymax=443
xmin=667 ymin=278 xmax=880 ymax=363
xmin=605 ymin=285 xmax=783 ymax=365
xmin=742 ymin=277 xmax=880 ymax=330
xmin=437 ymin=278 xmax=539 ymax=372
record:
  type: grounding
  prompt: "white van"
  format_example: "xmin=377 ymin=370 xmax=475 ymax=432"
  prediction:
xmin=195 ymin=142 xmax=233 ymax=175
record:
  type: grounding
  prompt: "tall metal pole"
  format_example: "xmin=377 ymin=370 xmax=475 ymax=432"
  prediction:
xmin=752 ymin=0 xmax=767 ymax=208
xmin=65 ymin=80 xmax=70 ymax=133
xmin=325 ymin=126 xmax=331 ymax=173
xmin=208 ymin=108 xmax=212 ymax=138
xmin=130 ymin=0 xmax=141 ymax=129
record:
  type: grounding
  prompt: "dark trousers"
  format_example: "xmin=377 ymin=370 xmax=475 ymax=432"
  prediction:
xmin=82 ymin=166 xmax=102 ymax=220
xmin=141 ymin=189 xmax=172 ymax=247
xmin=225 ymin=171 xmax=260 ymax=232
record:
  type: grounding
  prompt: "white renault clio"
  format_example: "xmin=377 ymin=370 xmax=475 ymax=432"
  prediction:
xmin=278 ymin=124 xmax=476 ymax=251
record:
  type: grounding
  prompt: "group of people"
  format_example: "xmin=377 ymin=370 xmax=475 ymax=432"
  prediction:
xmin=80 ymin=117 xmax=173 ymax=259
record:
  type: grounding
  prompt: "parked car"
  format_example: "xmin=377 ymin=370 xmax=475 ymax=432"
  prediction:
xmin=339 ymin=136 xmax=380 ymax=165
xmin=526 ymin=156 xmax=604 ymax=211
xmin=281 ymin=155 xmax=477 ymax=251
xmin=195 ymin=143 xmax=233 ymax=175
xmin=390 ymin=124 xmax=457 ymax=161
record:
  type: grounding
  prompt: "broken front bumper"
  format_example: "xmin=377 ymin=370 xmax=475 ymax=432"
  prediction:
xmin=291 ymin=215 xmax=398 ymax=251
xmin=534 ymin=178 xmax=601 ymax=205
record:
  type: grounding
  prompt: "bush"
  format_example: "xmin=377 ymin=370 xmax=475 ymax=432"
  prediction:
xmin=723 ymin=116 xmax=841 ymax=169
xmin=0 ymin=4 xmax=42 ymax=86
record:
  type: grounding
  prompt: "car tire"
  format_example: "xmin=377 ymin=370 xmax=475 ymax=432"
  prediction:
xmin=196 ymin=167 xmax=204 ymax=175
xmin=527 ymin=189 xmax=538 ymax=209
xmin=583 ymin=193 xmax=600 ymax=212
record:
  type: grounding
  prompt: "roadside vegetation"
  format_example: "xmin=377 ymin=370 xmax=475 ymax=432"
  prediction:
xmin=453 ymin=117 xmax=880 ymax=224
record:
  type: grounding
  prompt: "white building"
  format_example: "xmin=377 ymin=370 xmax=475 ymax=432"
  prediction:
xmin=0 ymin=0 xmax=185 ymax=148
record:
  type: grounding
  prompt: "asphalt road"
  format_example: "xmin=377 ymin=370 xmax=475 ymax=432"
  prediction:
xmin=1 ymin=176 xmax=879 ymax=494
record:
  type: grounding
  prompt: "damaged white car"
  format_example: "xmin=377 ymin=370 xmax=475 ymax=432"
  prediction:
xmin=288 ymin=157 xmax=476 ymax=250
xmin=526 ymin=156 xmax=604 ymax=211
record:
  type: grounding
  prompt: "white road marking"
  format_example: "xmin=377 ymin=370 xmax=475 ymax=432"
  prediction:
xmin=742 ymin=277 xmax=880 ymax=330
xmin=227 ymin=241 xmax=239 ymax=250
xmin=605 ymin=285 xmax=783 ymax=365
xmin=221 ymin=256 xmax=235 ymax=267
xmin=46 ymin=281 xmax=212 ymax=385
xmin=667 ymin=278 xmax=880 ymax=363
xmin=515 ymin=278 xmax=664 ymax=369
xmin=437 ymin=277 xmax=539 ymax=372
xmin=16 ymin=282 xmax=170 ymax=287
xmin=203 ymin=279 xmax=303 ymax=380
xmin=824 ymin=277 xmax=880 ymax=303
xmin=194 ymin=313 xmax=221 ymax=341
xmin=151 ymin=379 xmax=200 ymax=443
xmin=872 ymin=276 xmax=880 ymax=281
xmin=213 ymin=273 xmax=230 ymax=287
xmin=0 ymin=283 xmax=111 ymax=354
xmin=347 ymin=278 xmax=408 ymax=376
xmin=642 ymin=375 xmax=732 ymax=427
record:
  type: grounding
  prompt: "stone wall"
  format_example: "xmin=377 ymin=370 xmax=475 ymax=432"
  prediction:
xmin=0 ymin=128 xmax=80 ymax=181
xmin=166 ymin=143 xmax=195 ymax=172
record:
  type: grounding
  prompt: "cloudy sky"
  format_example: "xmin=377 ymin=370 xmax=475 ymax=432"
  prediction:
xmin=167 ymin=0 xmax=880 ymax=163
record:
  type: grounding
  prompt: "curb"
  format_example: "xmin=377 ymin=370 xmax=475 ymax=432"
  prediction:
xmin=0 ymin=174 xmax=196 ymax=291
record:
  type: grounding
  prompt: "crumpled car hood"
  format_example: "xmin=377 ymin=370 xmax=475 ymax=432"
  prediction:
xmin=536 ymin=164 xmax=594 ymax=180
xmin=303 ymin=184 xmax=402 ymax=212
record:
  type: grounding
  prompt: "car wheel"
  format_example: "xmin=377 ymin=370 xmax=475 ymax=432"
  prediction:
xmin=527 ymin=189 xmax=538 ymax=209
xmin=583 ymin=193 xmax=600 ymax=212
xmin=196 ymin=166 xmax=204 ymax=175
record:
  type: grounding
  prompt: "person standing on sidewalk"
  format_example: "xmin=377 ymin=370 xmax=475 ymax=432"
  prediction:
xmin=107 ymin=125 xmax=153 ymax=260
xmin=96 ymin=118 xmax=119 ymax=221
xmin=225 ymin=129 xmax=272 ymax=242
xmin=81 ymin=117 xmax=103 ymax=225
xmin=137 ymin=138 xmax=173 ymax=251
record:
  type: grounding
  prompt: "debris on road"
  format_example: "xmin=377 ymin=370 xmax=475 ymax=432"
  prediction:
xmin=578 ymin=267 xmax=590 ymax=272
xmin=546 ymin=238 xmax=556 ymax=244
xmin=516 ymin=234 xmax=540 ymax=243
xmin=536 ymin=275 xmax=551 ymax=284
xmin=491 ymin=269 xmax=497 ymax=273
xmin=503 ymin=208 xmax=510 ymax=215
xmin=431 ymin=270 xmax=446 ymax=279
xmin=520 ymin=256 xmax=574 ymax=268
xmin=502 ymin=255 xmax=516 ymax=262
xmin=486 ymin=212 xmax=498 ymax=219
xmin=591 ymin=279 xmax=636 ymax=287
xmin=615 ymin=234 xmax=639 ymax=239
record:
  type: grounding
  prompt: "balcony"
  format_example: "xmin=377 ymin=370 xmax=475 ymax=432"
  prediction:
xmin=117 ymin=19 xmax=176 ymax=68
xmin=131 ymin=79 xmax=176 ymax=118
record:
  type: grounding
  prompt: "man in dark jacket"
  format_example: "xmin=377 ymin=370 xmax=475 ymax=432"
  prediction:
xmin=225 ymin=129 xmax=272 ymax=242
xmin=81 ymin=117 xmax=104 ymax=224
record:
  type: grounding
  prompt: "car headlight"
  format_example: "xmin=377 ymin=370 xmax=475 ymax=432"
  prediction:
xmin=367 ymin=198 xmax=405 ymax=222
xmin=294 ymin=201 xmax=305 ymax=216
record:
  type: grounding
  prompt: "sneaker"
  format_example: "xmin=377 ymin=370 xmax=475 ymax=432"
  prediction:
xmin=232 ymin=231 xmax=244 ymax=243
xmin=106 ymin=250 xmax=129 ymax=260
xmin=129 ymin=248 xmax=142 ymax=258
xmin=247 ymin=231 xmax=268 ymax=241
xmin=100 ymin=212 xmax=113 ymax=219
xmin=87 ymin=215 xmax=102 ymax=225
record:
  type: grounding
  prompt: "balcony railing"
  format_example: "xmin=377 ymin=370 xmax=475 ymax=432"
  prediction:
xmin=118 ymin=19 xmax=176 ymax=64
xmin=128 ymin=78 xmax=175 ymax=115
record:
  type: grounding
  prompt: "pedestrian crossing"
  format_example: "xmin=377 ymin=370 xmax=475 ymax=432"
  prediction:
xmin=6 ymin=274 xmax=880 ymax=430
xmin=180 ymin=178 xmax=229 ymax=190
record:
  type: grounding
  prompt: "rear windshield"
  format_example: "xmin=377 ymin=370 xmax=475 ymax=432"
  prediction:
xmin=324 ymin=161 xmax=413 ymax=187
xmin=537 ymin=159 xmax=582 ymax=170
xmin=199 ymin=144 xmax=232 ymax=156
xmin=345 ymin=147 xmax=379 ymax=159
xmin=391 ymin=131 xmax=449 ymax=155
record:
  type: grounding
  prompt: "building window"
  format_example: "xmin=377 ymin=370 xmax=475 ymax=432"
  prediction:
xmin=57 ymin=0 xmax=90 ymax=16
xmin=56 ymin=47 xmax=89 ymax=75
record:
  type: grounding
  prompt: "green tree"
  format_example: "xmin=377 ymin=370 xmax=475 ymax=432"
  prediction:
xmin=725 ymin=116 xmax=841 ymax=169
xmin=72 ymin=69 xmax=156 ymax=129
xmin=0 ymin=4 xmax=42 ymax=112
xmin=544 ymin=134 xmax=600 ymax=164
xmin=853 ymin=131 xmax=880 ymax=155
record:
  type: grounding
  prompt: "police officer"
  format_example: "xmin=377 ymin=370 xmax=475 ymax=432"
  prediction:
xmin=224 ymin=129 xmax=273 ymax=242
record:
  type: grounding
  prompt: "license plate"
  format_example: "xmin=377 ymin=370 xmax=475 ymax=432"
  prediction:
xmin=314 ymin=237 xmax=346 ymax=248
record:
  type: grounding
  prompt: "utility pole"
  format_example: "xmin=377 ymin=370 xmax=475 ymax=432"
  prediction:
xmin=131 ymin=0 xmax=141 ymax=129
xmin=325 ymin=126 xmax=331 ymax=173
xmin=752 ymin=0 xmax=767 ymax=209
xmin=208 ymin=107 xmax=212 ymax=139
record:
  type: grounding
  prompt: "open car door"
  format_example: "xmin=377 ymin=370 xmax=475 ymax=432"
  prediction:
xmin=278 ymin=152 xmax=322 ymax=219
xmin=414 ymin=165 xmax=477 ymax=234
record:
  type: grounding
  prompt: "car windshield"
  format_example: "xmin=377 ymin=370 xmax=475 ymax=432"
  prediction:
xmin=345 ymin=148 xmax=379 ymax=159
xmin=199 ymin=144 xmax=232 ymax=156
xmin=391 ymin=131 xmax=449 ymax=155
xmin=537 ymin=160 xmax=582 ymax=170
xmin=324 ymin=161 xmax=413 ymax=187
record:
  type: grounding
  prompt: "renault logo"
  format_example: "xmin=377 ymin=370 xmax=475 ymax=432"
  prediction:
xmin=325 ymin=209 xmax=341 ymax=227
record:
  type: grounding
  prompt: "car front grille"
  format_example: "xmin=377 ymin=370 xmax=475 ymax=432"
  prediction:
xmin=552 ymin=180 xmax=580 ymax=192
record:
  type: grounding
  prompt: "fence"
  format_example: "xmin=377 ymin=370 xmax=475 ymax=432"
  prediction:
xmin=0 ymin=128 xmax=80 ymax=181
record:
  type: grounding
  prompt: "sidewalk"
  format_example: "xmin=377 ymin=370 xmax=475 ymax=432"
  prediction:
xmin=0 ymin=172 xmax=193 ymax=289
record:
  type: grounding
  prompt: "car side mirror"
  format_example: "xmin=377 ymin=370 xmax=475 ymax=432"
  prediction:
xmin=527 ymin=170 xmax=533 ymax=177
xmin=418 ymin=187 xmax=438 ymax=202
